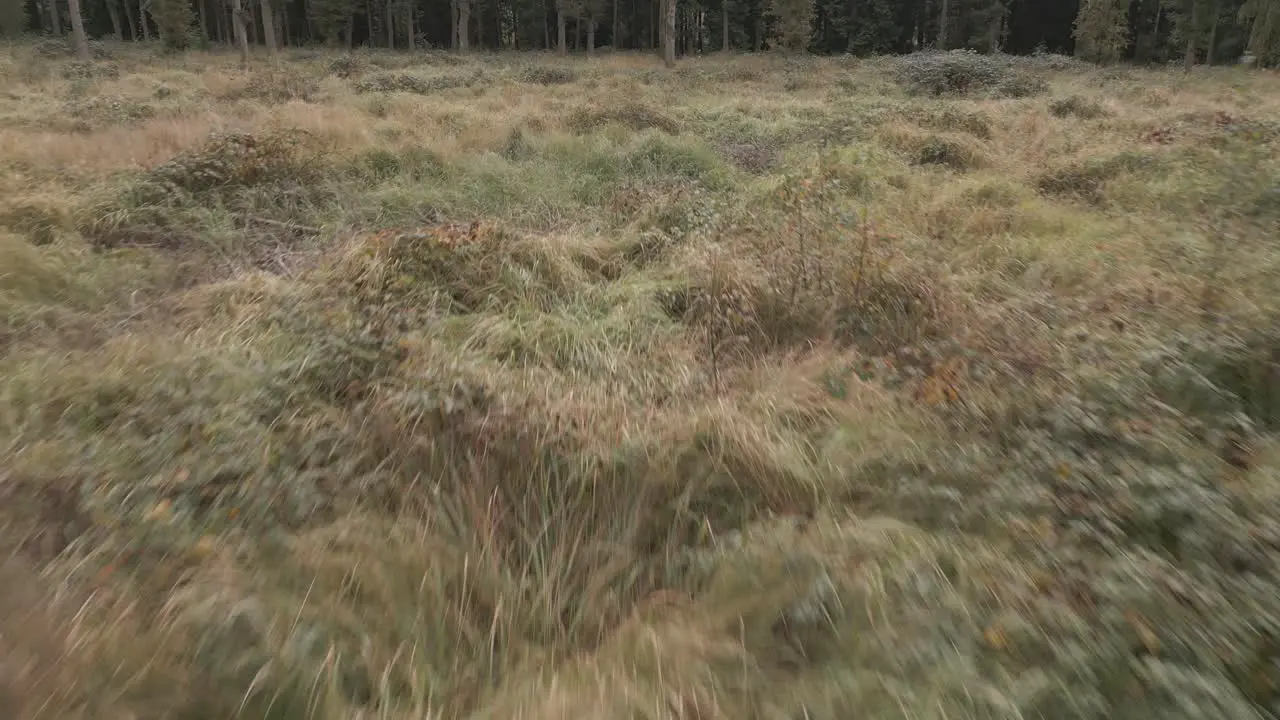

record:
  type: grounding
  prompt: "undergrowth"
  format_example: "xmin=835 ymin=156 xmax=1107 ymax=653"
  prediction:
xmin=1 ymin=44 xmax=1279 ymax=720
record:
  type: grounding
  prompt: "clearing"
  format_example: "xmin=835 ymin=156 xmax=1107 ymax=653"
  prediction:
xmin=2 ymin=43 xmax=1280 ymax=719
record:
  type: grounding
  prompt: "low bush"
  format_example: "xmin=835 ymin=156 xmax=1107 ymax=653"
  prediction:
xmin=353 ymin=71 xmax=474 ymax=94
xmin=517 ymin=64 xmax=577 ymax=85
xmin=326 ymin=55 xmax=361 ymax=78
xmin=566 ymin=102 xmax=681 ymax=134
xmin=218 ymin=67 xmax=320 ymax=104
xmin=1049 ymin=94 xmax=1109 ymax=119
xmin=64 ymin=95 xmax=156 ymax=128
xmin=894 ymin=50 xmax=1005 ymax=96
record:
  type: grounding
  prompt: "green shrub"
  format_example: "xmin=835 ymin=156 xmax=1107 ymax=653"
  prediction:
xmin=894 ymin=50 xmax=1006 ymax=96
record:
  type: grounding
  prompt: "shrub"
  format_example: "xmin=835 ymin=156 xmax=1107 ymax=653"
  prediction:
xmin=1035 ymin=151 xmax=1156 ymax=202
xmin=34 ymin=38 xmax=111 ymax=59
xmin=326 ymin=55 xmax=361 ymax=78
xmin=60 ymin=61 xmax=120 ymax=80
xmin=353 ymin=72 xmax=472 ymax=94
xmin=720 ymin=142 xmax=778 ymax=173
xmin=517 ymin=65 xmax=577 ymax=86
xmin=914 ymin=136 xmax=983 ymax=170
xmin=221 ymin=68 xmax=321 ymax=103
xmin=142 ymin=130 xmax=318 ymax=199
xmin=352 ymin=146 xmax=447 ymax=181
xmin=64 ymin=95 xmax=156 ymax=128
xmin=903 ymin=104 xmax=992 ymax=139
xmin=991 ymin=72 xmax=1049 ymax=98
xmin=894 ymin=50 xmax=1005 ymax=96
xmin=566 ymin=102 xmax=680 ymax=135
xmin=1049 ymin=95 xmax=1109 ymax=119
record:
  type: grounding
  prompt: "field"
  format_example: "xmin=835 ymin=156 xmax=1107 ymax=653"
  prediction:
xmin=1 ymin=41 xmax=1279 ymax=719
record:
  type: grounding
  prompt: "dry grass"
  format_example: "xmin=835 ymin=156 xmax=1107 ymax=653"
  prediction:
xmin=2 ymin=41 xmax=1280 ymax=719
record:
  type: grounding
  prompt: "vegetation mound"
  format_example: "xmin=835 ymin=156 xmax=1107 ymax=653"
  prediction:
xmin=1 ymin=44 xmax=1279 ymax=720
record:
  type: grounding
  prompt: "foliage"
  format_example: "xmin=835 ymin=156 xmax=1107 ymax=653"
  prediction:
xmin=1049 ymin=94 xmax=1109 ymax=118
xmin=517 ymin=64 xmax=578 ymax=84
xmin=152 ymin=0 xmax=197 ymax=50
xmin=1074 ymin=0 xmax=1131 ymax=63
xmin=3 ymin=49 xmax=1280 ymax=720
xmin=353 ymin=71 xmax=475 ymax=93
xmin=769 ymin=0 xmax=815 ymax=50
xmin=326 ymin=54 xmax=361 ymax=77
xmin=894 ymin=50 xmax=1030 ymax=96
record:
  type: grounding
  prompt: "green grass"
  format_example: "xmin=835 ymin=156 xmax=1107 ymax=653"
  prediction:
xmin=1 ymin=42 xmax=1280 ymax=720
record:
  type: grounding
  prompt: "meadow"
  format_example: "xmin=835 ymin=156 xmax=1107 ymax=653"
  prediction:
xmin=1 ymin=40 xmax=1279 ymax=719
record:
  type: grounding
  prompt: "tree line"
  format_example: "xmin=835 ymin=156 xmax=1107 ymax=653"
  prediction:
xmin=0 ymin=0 xmax=1277 ymax=67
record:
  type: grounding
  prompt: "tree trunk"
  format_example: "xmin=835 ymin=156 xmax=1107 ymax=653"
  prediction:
xmin=542 ymin=0 xmax=550 ymax=48
xmin=140 ymin=1 xmax=150 ymax=41
xmin=406 ymin=2 xmax=415 ymax=49
xmin=648 ymin=0 xmax=654 ymax=49
xmin=49 ymin=0 xmax=63 ymax=36
xmin=613 ymin=0 xmax=619 ymax=48
xmin=66 ymin=0 xmax=90 ymax=58
xmin=557 ymin=2 xmax=566 ymax=54
xmin=106 ymin=0 xmax=124 ymax=40
xmin=217 ymin=0 xmax=229 ymax=43
xmin=386 ymin=0 xmax=394 ymax=47
xmin=938 ymin=0 xmax=949 ymax=48
xmin=721 ymin=0 xmax=729 ymax=50
xmin=1206 ymin=0 xmax=1220 ymax=65
xmin=845 ymin=0 xmax=857 ymax=51
xmin=450 ymin=0 xmax=458 ymax=48
xmin=1184 ymin=0 xmax=1197 ymax=72
xmin=587 ymin=17 xmax=595 ymax=53
xmin=230 ymin=0 xmax=250 ymax=65
xmin=458 ymin=0 xmax=470 ymax=51
xmin=344 ymin=10 xmax=354 ymax=48
xmin=260 ymin=0 xmax=277 ymax=53
xmin=122 ymin=0 xmax=136 ymax=40
xmin=198 ymin=0 xmax=208 ymax=41
xmin=661 ymin=0 xmax=674 ymax=65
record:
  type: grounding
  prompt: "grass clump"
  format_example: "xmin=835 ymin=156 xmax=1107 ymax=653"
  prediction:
xmin=326 ymin=54 xmax=361 ymax=78
xmin=3 ymin=45 xmax=1280 ymax=720
xmin=567 ymin=101 xmax=681 ymax=134
xmin=1036 ymin=151 xmax=1159 ymax=202
xmin=1049 ymin=94 xmax=1110 ymax=118
xmin=63 ymin=95 xmax=156 ymax=129
xmin=218 ymin=67 xmax=320 ymax=103
xmin=517 ymin=64 xmax=577 ymax=85
xmin=895 ymin=50 xmax=1012 ymax=96
xmin=353 ymin=71 xmax=473 ymax=94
